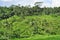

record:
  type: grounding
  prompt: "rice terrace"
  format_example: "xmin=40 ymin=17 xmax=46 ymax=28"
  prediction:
xmin=0 ymin=0 xmax=60 ymax=40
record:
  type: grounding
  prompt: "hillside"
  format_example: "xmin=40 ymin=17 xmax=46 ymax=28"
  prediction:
xmin=0 ymin=15 xmax=60 ymax=39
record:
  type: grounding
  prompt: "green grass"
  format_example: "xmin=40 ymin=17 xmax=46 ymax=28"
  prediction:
xmin=11 ymin=35 xmax=60 ymax=40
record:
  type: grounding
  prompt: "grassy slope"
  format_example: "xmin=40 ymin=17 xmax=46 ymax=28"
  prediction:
xmin=3 ymin=15 xmax=60 ymax=34
xmin=0 ymin=15 xmax=60 ymax=40
xmin=12 ymin=35 xmax=60 ymax=40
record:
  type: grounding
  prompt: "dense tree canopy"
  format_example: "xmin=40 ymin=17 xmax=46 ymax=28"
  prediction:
xmin=0 ymin=5 xmax=60 ymax=20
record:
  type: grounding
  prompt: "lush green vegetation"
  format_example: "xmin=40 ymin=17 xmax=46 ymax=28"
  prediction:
xmin=0 ymin=15 xmax=60 ymax=40
xmin=0 ymin=2 xmax=60 ymax=40
xmin=11 ymin=35 xmax=60 ymax=40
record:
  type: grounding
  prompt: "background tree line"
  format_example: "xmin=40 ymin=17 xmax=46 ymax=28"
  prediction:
xmin=0 ymin=4 xmax=60 ymax=20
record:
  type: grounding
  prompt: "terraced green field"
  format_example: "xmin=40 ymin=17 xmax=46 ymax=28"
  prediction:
xmin=0 ymin=15 xmax=60 ymax=40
